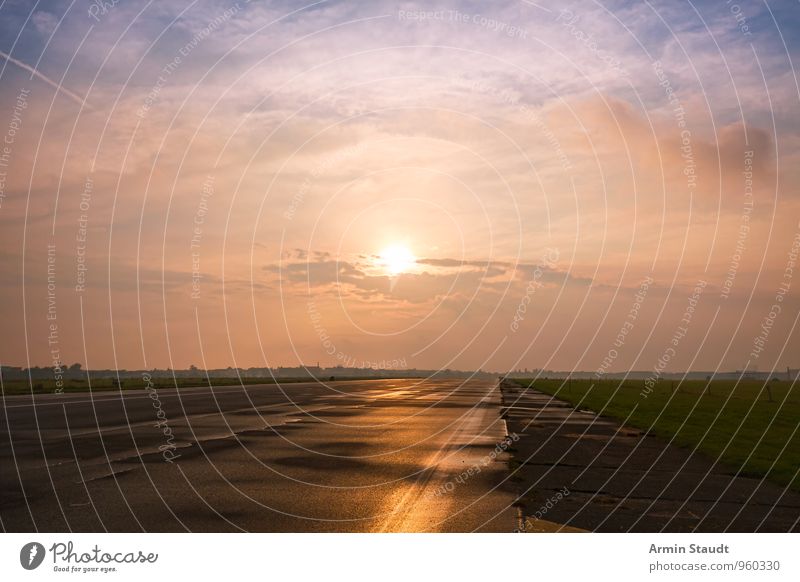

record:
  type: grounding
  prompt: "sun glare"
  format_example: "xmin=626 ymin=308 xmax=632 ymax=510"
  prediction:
xmin=379 ymin=245 xmax=416 ymax=275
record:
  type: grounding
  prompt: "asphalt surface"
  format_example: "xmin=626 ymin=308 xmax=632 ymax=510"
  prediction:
xmin=0 ymin=378 xmax=518 ymax=532
xmin=500 ymin=381 xmax=800 ymax=532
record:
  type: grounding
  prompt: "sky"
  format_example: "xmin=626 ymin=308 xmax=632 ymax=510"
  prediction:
xmin=0 ymin=0 xmax=798 ymax=374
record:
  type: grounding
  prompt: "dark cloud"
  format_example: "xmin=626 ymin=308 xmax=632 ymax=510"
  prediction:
xmin=262 ymin=254 xmax=591 ymax=304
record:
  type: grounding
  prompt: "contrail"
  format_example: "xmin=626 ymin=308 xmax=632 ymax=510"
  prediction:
xmin=0 ymin=49 xmax=90 ymax=108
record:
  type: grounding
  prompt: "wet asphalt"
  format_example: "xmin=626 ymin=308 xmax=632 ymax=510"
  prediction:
xmin=500 ymin=381 xmax=800 ymax=532
xmin=1 ymin=378 xmax=517 ymax=532
xmin=5 ymin=377 xmax=796 ymax=532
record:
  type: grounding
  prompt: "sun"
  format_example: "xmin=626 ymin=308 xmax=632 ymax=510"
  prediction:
xmin=379 ymin=245 xmax=416 ymax=275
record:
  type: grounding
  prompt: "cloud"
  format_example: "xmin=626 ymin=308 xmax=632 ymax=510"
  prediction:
xmin=32 ymin=11 xmax=58 ymax=35
xmin=0 ymin=49 xmax=90 ymax=108
xmin=262 ymin=253 xmax=589 ymax=305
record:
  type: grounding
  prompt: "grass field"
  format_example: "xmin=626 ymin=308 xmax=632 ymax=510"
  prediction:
xmin=0 ymin=375 xmax=406 ymax=396
xmin=512 ymin=377 xmax=799 ymax=491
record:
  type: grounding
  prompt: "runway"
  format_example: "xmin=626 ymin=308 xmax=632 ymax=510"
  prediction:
xmin=0 ymin=378 xmax=517 ymax=532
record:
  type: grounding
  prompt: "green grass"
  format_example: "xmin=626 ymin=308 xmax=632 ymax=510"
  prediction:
xmin=512 ymin=378 xmax=800 ymax=491
xmin=1 ymin=375 xmax=407 ymax=396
